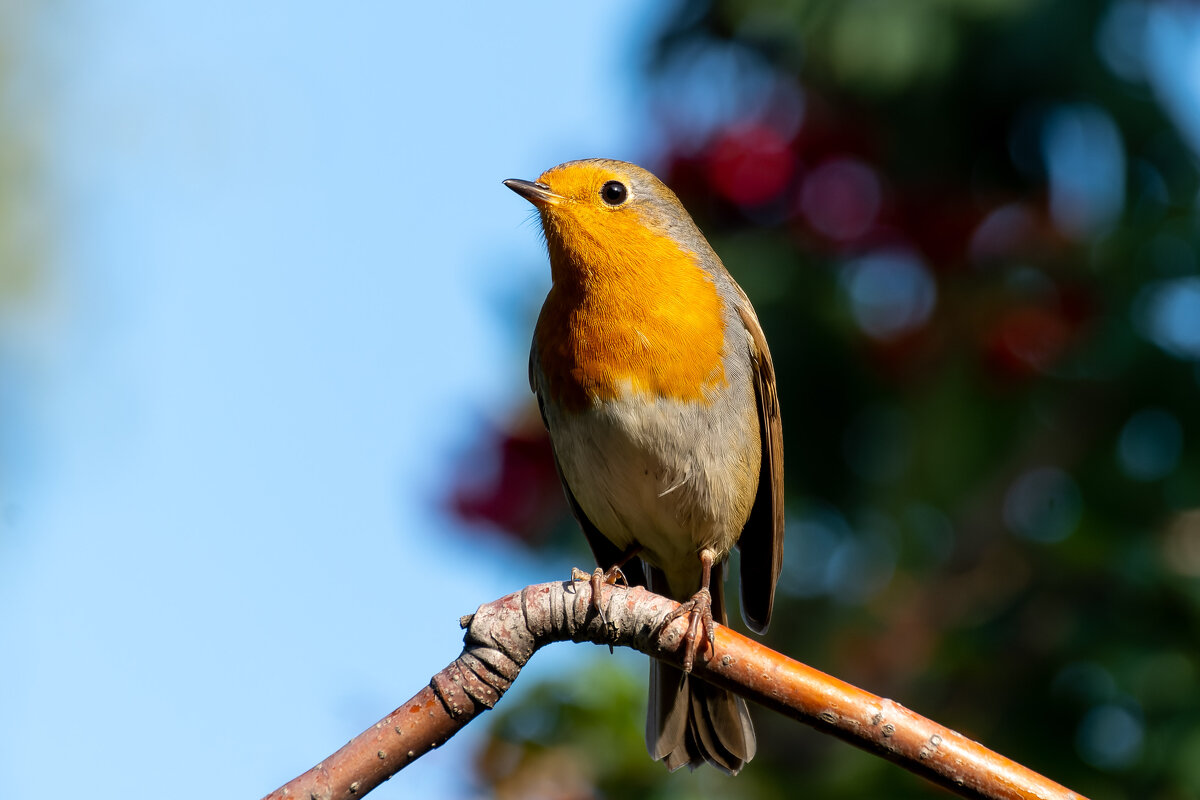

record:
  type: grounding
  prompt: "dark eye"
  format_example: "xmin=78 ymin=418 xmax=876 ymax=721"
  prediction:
xmin=600 ymin=181 xmax=628 ymax=206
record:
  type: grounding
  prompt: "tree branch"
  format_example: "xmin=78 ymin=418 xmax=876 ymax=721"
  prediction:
xmin=262 ymin=580 xmax=1087 ymax=800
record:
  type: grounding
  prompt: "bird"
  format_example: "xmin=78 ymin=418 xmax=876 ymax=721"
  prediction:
xmin=504 ymin=159 xmax=783 ymax=774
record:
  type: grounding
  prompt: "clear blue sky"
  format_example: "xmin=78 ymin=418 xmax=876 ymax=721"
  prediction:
xmin=0 ymin=2 xmax=656 ymax=797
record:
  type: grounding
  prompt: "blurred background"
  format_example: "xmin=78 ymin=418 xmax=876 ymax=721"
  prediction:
xmin=1 ymin=1 xmax=1198 ymax=799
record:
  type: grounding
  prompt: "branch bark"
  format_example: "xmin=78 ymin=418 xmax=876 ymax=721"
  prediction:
xmin=262 ymin=580 xmax=1087 ymax=800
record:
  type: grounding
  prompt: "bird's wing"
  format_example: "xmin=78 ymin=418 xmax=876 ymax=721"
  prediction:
xmin=733 ymin=301 xmax=784 ymax=633
xmin=530 ymin=341 xmax=647 ymax=587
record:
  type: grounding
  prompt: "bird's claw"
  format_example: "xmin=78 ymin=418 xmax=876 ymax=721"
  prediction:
xmin=657 ymin=586 xmax=714 ymax=673
xmin=570 ymin=564 xmax=630 ymax=627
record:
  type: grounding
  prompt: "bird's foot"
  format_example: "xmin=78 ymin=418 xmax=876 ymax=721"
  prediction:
xmin=570 ymin=564 xmax=629 ymax=626
xmin=657 ymin=586 xmax=714 ymax=673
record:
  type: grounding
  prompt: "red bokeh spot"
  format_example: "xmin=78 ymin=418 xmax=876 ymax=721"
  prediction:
xmin=449 ymin=416 xmax=565 ymax=544
xmin=707 ymin=124 xmax=796 ymax=208
xmin=799 ymin=156 xmax=882 ymax=242
xmin=985 ymin=306 xmax=1073 ymax=378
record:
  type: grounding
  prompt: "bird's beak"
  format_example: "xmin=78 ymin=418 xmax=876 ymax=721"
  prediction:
xmin=504 ymin=178 xmax=563 ymax=207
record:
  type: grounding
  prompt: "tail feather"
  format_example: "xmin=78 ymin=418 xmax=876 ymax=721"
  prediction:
xmin=645 ymin=566 xmax=756 ymax=774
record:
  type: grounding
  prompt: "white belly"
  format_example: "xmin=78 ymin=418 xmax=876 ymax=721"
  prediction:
xmin=546 ymin=382 xmax=760 ymax=598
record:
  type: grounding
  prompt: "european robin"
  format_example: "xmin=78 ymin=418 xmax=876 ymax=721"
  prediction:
xmin=505 ymin=159 xmax=784 ymax=774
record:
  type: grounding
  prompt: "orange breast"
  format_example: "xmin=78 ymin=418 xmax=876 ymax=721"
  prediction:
xmin=534 ymin=211 xmax=727 ymax=412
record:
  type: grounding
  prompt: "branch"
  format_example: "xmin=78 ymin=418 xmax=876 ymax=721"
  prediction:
xmin=262 ymin=580 xmax=1087 ymax=800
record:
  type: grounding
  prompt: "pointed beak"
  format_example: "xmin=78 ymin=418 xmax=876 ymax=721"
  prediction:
xmin=504 ymin=178 xmax=563 ymax=207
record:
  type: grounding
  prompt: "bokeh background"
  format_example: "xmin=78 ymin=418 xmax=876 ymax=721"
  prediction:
xmin=2 ymin=1 xmax=1198 ymax=799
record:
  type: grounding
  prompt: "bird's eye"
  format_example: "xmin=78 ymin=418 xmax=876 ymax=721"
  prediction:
xmin=600 ymin=181 xmax=628 ymax=206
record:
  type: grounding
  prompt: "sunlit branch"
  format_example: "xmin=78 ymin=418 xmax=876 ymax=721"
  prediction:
xmin=262 ymin=580 xmax=1087 ymax=800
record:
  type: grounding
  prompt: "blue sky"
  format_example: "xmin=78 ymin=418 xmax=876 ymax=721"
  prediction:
xmin=0 ymin=2 xmax=656 ymax=797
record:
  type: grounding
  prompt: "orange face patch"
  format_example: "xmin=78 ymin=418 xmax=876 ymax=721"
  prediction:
xmin=532 ymin=163 xmax=727 ymax=411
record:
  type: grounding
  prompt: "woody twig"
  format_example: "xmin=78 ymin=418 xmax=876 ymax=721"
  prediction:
xmin=262 ymin=580 xmax=1086 ymax=800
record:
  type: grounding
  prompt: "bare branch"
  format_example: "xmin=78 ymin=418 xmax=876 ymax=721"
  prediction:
xmin=262 ymin=580 xmax=1087 ymax=800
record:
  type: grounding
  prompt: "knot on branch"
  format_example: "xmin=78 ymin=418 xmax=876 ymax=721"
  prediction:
xmin=431 ymin=652 xmax=509 ymax=717
xmin=432 ymin=581 xmax=701 ymax=721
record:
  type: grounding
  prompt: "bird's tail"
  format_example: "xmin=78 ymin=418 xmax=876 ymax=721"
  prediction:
xmin=645 ymin=569 xmax=756 ymax=774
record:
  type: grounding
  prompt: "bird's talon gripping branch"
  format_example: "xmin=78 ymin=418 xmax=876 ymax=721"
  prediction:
xmin=602 ymin=564 xmax=629 ymax=587
xmin=659 ymin=585 xmax=715 ymax=673
xmin=570 ymin=564 xmax=629 ymax=627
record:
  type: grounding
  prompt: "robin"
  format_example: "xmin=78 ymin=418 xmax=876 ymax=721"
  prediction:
xmin=504 ymin=159 xmax=784 ymax=774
